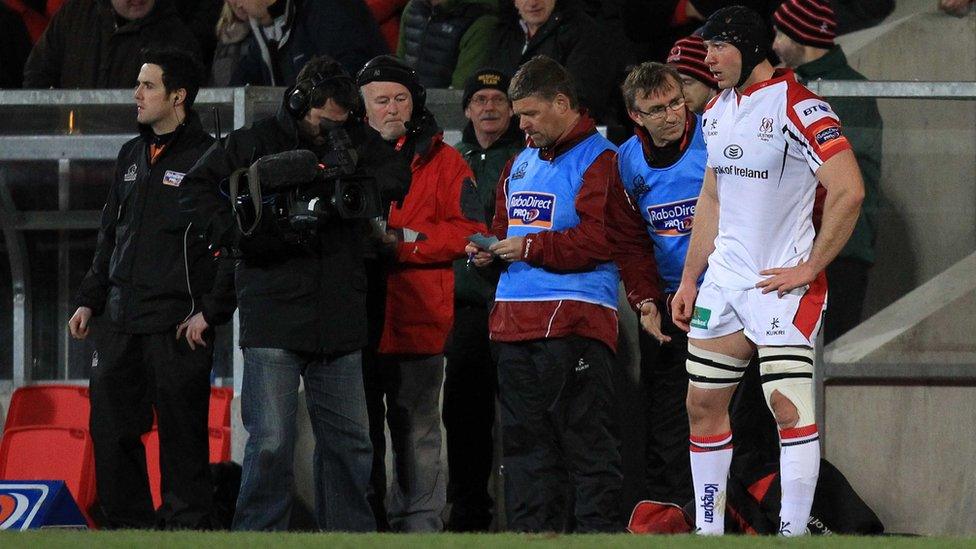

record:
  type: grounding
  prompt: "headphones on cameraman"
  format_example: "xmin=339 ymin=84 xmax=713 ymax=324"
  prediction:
xmin=286 ymin=71 xmax=357 ymax=119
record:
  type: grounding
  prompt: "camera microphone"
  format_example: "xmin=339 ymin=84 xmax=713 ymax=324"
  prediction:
xmin=250 ymin=149 xmax=320 ymax=190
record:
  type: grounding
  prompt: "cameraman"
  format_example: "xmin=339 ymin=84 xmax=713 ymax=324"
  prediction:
xmin=180 ymin=55 xmax=409 ymax=532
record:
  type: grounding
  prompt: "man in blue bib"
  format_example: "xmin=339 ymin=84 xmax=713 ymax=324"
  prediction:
xmin=467 ymin=55 xmax=662 ymax=532
xmin=618 ymin=61 xmax=708 ymax=507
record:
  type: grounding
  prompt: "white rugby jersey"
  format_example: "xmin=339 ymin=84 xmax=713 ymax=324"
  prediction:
xmin=701 ymin=69 xmax=851 ymax=290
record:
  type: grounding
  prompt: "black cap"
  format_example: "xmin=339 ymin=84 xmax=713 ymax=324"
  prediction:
xmin=700 ymin=5 xmax=770 ymax=87
xmin=461 ymin=68 xmax=511 ymax=111
xmin=356 ymin=55 xmax=426 ymax=110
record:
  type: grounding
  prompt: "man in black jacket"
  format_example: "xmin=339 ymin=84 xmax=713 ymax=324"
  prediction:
xmin=23 ymin=0 xmax=201 ymax=89
xmin=180 ymin=55 xmax=410 ymax=531
xmin=488 ymin=0 xmax=617 ymax=123
xmin=68 ymin=48 xmax=222 ymax=529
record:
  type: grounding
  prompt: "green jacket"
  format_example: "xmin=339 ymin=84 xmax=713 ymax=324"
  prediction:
xmin=453 ymin=119 xmax=524 ymax=305
xmin=396 ymin=0 xmax=498 ymax=89
xmin=796 ymin=46 xmax=883 ymax=265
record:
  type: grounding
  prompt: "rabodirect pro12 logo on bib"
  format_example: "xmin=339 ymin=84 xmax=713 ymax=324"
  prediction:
xmin=508 ymin=191 xmax=555 ymax=228
xmin=647 ymin=198 xmax=696 ymax=236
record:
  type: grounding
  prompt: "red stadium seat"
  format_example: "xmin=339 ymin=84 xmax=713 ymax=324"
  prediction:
xmin=0 ymin=426 xmax=96 ymax=526
xmin=209 ymin=387 xmax=233 ymax=429
xmin=209 ymin=427 xmax=231 ymax=463
xmin=3 ymin=384 xmax=90 ymax=432
xmin=143 ymin=426 xmax=232 ymax=510
xmin=142 ymin=430 xmax=162 ymax=510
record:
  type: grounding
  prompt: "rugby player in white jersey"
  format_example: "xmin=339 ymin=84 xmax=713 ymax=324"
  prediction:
xmin=670 ymin=5 xmax=864 ymax=536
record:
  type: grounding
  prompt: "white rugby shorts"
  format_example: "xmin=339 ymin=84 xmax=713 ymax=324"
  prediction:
xmin=687 ymin=272 xmax=828 ymax=346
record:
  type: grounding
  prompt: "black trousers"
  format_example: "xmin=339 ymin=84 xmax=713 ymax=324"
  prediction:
xmin=88 ymin=329 xmax=213 ymax=529
xmin=639 ymin=313 xmax=780 ymax=504
xmin=638 ymin=318 xmax=692 ymax=505
xmin=824 ymin=257 xmax=871 ymax=344
xmin=497 ymin=336 xmax=622 ymax=533
xmin=443 ymin=304 xmax=497 ymax=531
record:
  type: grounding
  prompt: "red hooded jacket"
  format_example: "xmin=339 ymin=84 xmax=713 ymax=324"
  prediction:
xmin=379 ymin=130 xmax=487 ymax=354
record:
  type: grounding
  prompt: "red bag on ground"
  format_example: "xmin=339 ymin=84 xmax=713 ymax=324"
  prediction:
xmin=627 ymin=500 xmax=693 ymax=534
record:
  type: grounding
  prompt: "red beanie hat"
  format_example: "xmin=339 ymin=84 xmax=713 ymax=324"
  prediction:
xmin=773 ymin=0 xmax=837 ymax=49
xmin=667 ymin=35 xmax=718 ymax=90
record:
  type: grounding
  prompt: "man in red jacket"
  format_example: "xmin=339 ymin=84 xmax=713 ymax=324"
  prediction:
xmin=358 ymin=55 xmax=486 ymax=532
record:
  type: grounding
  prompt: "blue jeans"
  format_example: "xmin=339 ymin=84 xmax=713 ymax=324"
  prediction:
xmin=233 ymin=348 xmax=375 ymax=531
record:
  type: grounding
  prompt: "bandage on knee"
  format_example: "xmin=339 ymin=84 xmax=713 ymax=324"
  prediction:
xmin=686 ymin=343 xmax=750 ymax=389
xmin=758 ymin=346 xmax=816 ymax=427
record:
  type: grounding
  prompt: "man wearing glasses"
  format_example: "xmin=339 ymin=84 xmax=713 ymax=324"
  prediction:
xmin=618 ymin=61 xmax=708 ymax=507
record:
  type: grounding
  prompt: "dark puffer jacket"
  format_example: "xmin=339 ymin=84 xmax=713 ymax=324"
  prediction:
xmin=396 ymin=0 xmax=497 ymax=89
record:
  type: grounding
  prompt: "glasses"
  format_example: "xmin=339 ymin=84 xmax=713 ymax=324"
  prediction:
xmin=470 ymin=95 xmax=509 ymax=107
xmin=634 ymin=96 xmax=686 ymax=120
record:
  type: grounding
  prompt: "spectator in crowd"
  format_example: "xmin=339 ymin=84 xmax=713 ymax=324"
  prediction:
xmin=831 ymin=0 xmax=893 ymax=34
xmin=444 ymin=67 xmax=522 ymax=532
xmin=365 ymin=0 xmax=409 ymax=51
xmin=623 ymin=1 xmax=783 ymax=72
xmin=466 ymin=55 xmax=663 ymax=532
xmin=397 ymin=0 xmax=497 ymax=89
xmin=938 ymin=0 xmax=973 ymax=17
xmin=577 ymin=0 xmax=637 ymax=67
xmin=229 ymin=0 xmax=388 ymax=86
xmin=210 ymin=0 xmax=253 ymax=86
xmin=23 ymin=0 xmax=200 ymax=89
xmin=666 ymin=34 xmax=718 ymax=115
xmin=0 ymin=0 xmax=64 ymax=46
xmin=3 ymin=0 xmax=66 ymax=44
xmin=67 ymin=47 xmax=223 ymax=529
xmin=488 ymin=0 xmax=616 ymax=123
xmin=773 ymin=0 xmax=883 ymax=343
xmin=358 ymin=55 xmax=486 ymax=532
xmin=0 ymin=3 xmax=32 ymax=88
xmin=172 ymin=0 xmax=223 ymax=74
xmin=672 ymin=6 xmax=863 ymax=535
xmin=181 ymin=55 xmax=410 ymax=531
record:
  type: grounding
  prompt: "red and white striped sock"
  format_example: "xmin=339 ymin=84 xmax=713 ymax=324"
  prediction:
xmin=778 ymin=424 xmax=820 ymax=536
xmin=689 ymin=431 xmax=733 ymax=535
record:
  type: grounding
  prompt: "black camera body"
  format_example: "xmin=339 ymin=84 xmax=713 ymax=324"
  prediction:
xmin=279 ymin=173 xmax=380 ymax=234
xmin=227 ymin=127 xmax=381 ymax=249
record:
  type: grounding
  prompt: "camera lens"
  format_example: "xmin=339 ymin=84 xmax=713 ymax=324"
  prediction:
xmin=341 ymin=184 xmax=364 ymax=214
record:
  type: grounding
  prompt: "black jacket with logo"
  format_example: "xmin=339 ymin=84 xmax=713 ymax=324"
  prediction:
xmin=180 ymin=102 xmax=410 ymax=354
xmin=74 ymin=111 xmax=226 ymax=333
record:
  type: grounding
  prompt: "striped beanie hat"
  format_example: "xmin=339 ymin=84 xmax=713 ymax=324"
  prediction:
xmin=773 ymin=0 xmax=837 ymax=49
xmin=667 ymin=35 xmax=718 ymax=90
